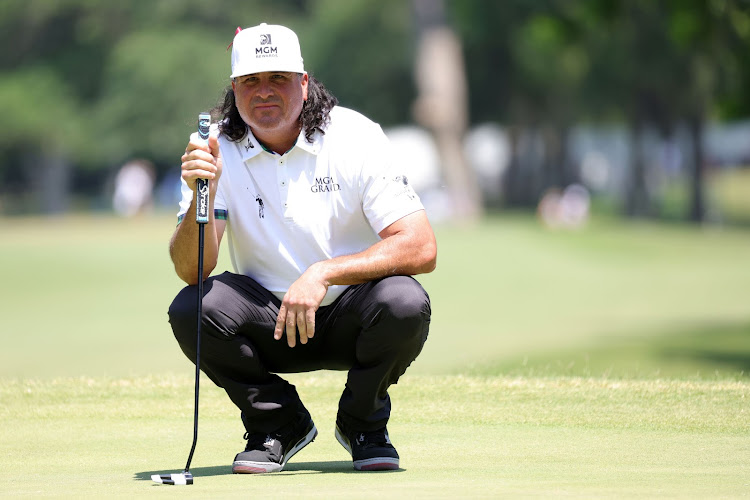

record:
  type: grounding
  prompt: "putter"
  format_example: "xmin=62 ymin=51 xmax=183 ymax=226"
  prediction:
xmin=152 ymin=113 xmax=211 ymax=486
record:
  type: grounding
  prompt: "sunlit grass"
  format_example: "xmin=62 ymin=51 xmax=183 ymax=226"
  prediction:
xmin=1 ymin=213 xmax=749 ymax=379
xmin=0 ymin=373 xmax=747 ymax=498
xmin=2 ymin=213 xmax=749 ymax=497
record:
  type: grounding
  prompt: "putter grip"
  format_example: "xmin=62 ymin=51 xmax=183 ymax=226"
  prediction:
xmin=195 ymin=113 xmax=211 ymax=224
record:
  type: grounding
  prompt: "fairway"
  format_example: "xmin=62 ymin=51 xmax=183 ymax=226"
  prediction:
xmin=2 ymin=214 xmax=749 ymax=379
xmin=1 ymin=213 xmax=749 ymax=497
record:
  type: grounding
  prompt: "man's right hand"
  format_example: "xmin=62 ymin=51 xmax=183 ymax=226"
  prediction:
xmin=181 ymin=132 xmax=223 ymax=192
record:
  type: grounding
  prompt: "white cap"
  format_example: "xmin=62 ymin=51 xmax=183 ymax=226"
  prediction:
xmin=230 ymin=23 xmax=305 ymax=78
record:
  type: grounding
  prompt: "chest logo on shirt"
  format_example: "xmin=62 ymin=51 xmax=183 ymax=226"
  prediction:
xmin=255 ymin=195 xmax=265 ymax=218
xmin=311 ymin=176 xmax=341 ymax=193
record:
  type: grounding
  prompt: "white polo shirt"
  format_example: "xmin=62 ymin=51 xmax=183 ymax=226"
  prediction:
xmin=178 ymin=106 xmax=424 ymax=306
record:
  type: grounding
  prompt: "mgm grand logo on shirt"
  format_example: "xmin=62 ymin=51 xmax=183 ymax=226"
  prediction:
xmin=311 ymin=176 xmax=341 ymax=193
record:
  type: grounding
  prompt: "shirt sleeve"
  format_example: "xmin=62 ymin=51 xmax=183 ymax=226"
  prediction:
xmin=360 ymin=124 xmax=425 ymax=234
xmin=176 ymin=178 xmax=193 ymax=223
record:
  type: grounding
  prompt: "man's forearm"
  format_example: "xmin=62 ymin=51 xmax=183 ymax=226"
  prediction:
xmin=169 ymin=199 xmax=220 ymax=284
xmin=310 ymin=212 xmax=437 ymax=287
xmin=315 ymin=237 xmax=434 ymax=286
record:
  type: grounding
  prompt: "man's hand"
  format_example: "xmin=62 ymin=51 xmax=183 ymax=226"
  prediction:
xmin=275 ymin=264 xmax=329 ymax=347
xmin=169 ymin=131 xmax=225 ymax=285
xmin=181 ymin=132 xmax=222 ymax=192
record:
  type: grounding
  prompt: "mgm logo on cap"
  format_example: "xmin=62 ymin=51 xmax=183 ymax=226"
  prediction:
xmin=230 ymin=23 xmax=306 ymax=78
xmin=257 ymin=33 xmax=276 ymax=56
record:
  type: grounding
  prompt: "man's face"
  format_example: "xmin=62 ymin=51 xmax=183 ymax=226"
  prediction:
xmin=232 ymin=71 xmax=309 ymax=137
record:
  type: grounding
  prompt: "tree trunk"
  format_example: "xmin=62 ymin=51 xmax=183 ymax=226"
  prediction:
xmin=24 ymin=148 xmax=71 ymax=214
xmin=502 ymin=125 xmax=546 ymax=208
xmin=624 ymin=120 xmax=650 ymax=217
xmin=412 ymin=0 xmax=482 ymax=221
xmin=688 ymin=116 xmax=706 ymax=223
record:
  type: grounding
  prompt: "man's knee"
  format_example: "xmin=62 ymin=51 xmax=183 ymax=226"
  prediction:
xmin=373 ymin=276 xmax=431 ymax=324
xmin=367 ymin=276 xmax=431 ymax=351
xmin=353 ymin=276 xmax=431 ymax=371
xmin=170 ymin=276 xmax=261 ymax=347
xmin=168 ymin=285 xmax=199 ymax=347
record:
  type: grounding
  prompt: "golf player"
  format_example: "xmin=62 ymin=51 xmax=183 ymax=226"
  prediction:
xmin=168 ymin=23 xmax=436 ymax=473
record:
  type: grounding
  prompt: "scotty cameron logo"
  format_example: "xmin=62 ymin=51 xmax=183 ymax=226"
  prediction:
xmin=197 ymin=184 xmax=209 ymax=218
xmin=311 ymin=176 xmax=340 ymax=193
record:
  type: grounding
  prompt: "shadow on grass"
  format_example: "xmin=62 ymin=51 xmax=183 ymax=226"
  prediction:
xmin=660 ymin=349 xmax=750 ymax=374
xmin=654 ymin=321 xmax=750 ymax=374
xmin=134 ymin=466 xmax=230 ymax=481
xmin=135 ymin=461 xmax=403 ymax=481
xmin=473 ymin=320 xmax=750 ymax=378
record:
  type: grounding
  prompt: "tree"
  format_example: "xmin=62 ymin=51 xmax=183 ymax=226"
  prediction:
xmin=0 ymin=0 xmax=422 ymax=213
xmin=451 ymin=0 xmax=590 ymax=207
xmin=412 ymin=0 xmax=482 ymax=220
xmin=450 ymin=0 xmax=750 ymax=223
xmin=2 ymin=0 xmax=750 ymax=219
xmin=588 ymin=0 xmax=750 ymax=221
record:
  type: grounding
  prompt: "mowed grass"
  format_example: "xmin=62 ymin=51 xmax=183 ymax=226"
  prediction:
xmin=1 ymin=213 xmax=749 ymax=379
xmin=1 ymin=213 xmax=749 ymax=497
xmin=1 ymin=373 xmax=748 ymax=498
xmin=418 ymin=214 xmax=750 ymax=379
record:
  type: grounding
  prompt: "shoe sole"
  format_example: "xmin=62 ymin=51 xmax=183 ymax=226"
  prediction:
xmin=232 ymin=423 xmax=318 ymax=474
xmin=334 ymin=425 xmax=399 ymax=471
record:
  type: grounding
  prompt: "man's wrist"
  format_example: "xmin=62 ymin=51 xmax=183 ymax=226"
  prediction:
xmin=308 ymin=261 xmax=332 ymax=288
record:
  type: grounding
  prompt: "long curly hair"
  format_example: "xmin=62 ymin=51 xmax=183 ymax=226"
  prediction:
xmin=212 ymin=75 xmax=338 ymax=144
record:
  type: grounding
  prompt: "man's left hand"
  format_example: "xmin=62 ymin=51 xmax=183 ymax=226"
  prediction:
xmin=275 ymin=265 xmax=329 ymax=347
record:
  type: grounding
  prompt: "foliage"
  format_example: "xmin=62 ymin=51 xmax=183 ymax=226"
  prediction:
xmin=450 ymin=0 xmax=750 ymax=125
xmin=301 ymin=0 xmax=415 ymax=125
xmin=0 ymin=0 xmax=417 ymax=176
xmin=1 ymin=0 xmax=750 ymax=213
xmin=449 ymin=0 xmax=750 ymax=217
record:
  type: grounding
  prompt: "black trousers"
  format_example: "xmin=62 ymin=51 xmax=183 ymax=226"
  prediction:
xmin=168 ymin=272 xmax=430 ymax=434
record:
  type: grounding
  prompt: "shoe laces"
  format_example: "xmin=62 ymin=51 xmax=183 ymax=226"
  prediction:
xmin=243 ymin=431 xmax=277 ymax=452
xmin=353 ymin=428 xmax=389 ymax=449
xmin=241 ymin=412 xmax=308 ymax=452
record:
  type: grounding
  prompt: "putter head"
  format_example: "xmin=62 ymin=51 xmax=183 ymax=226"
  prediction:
xmin=151 ymin=471 xmax=193 ymax=485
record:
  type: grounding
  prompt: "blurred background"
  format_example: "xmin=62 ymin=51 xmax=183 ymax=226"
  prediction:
xmin=1 ymin=0 xmax=749 ymax=379
xmin=2 ymin=0 xmax=750 ymax=223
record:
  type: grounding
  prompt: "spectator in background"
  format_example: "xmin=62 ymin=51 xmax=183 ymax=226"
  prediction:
xmin=113 ymin=159 xmax=155 ymax=217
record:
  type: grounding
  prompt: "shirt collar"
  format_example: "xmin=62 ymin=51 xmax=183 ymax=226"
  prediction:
xmin=294 ymin=127 xmax=322 ymax=155
xmin=237 ymin=132 xmax=263 ymax=162
xmin=238 ymin=127 xmax=321 ymax=161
